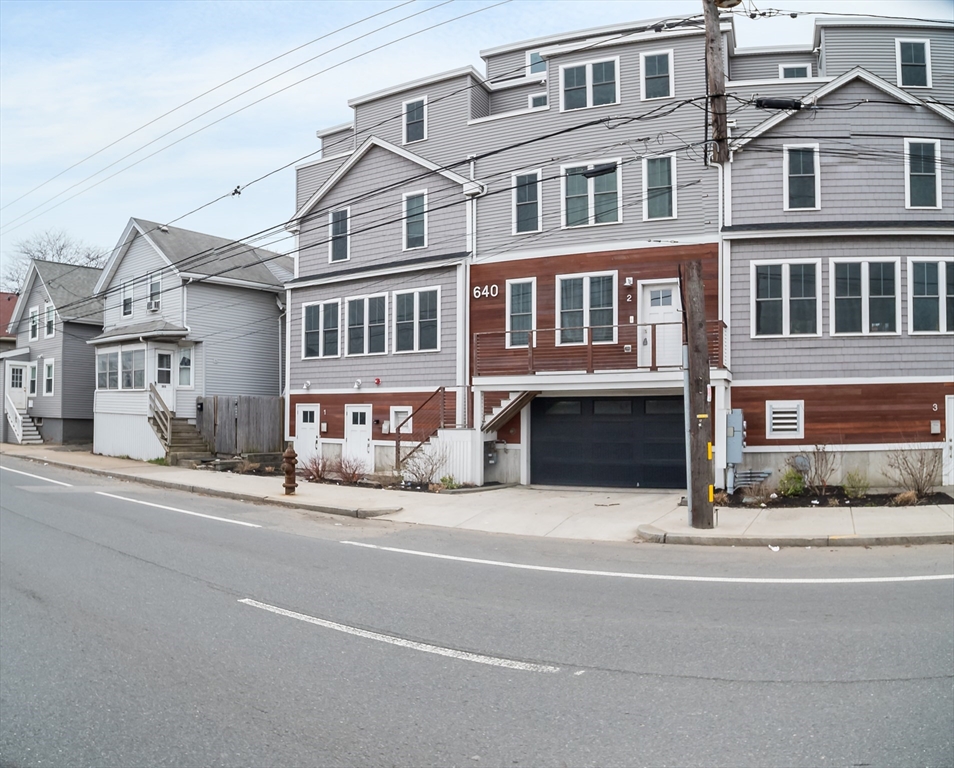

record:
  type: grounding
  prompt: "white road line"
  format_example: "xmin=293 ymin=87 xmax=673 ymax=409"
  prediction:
xmin=95 ymin=492 xmax=261 ymax=528
xmin=239 ymin=598 xmax=561 ymax=673
xmin=340 ymin=541 xmax=954 ymax=585
xmin=0 ymin=465 xmax=73 ymax=487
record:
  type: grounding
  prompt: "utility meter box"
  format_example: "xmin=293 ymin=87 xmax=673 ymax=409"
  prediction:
xmin=484 ymin=441 xmax=497 ymax=466
xmin=725 ymin=409 xmax=745 ymax=465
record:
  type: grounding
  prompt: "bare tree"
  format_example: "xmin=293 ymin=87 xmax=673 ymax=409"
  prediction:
xmin=2 ymin=229 xmax=107 ymax=292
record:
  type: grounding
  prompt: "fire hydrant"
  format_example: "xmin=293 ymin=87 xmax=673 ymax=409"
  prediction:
xmin=282 ymin=445 xmax=298 ymax=495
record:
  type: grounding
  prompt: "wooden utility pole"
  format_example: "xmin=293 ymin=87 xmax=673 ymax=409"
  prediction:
xmin=681 ymin=260 xmax=714 ymax=529
xmin=703 ymin=0 xmax=729 ymax=164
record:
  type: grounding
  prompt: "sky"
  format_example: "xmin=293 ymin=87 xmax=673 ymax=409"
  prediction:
xmin=1 ymin=0 xmax=951 ymax=267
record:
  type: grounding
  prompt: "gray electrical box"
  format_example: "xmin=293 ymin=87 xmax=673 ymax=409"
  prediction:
xmin=484 ymin=441 xmax=497 ymax=465
xmin=726 ymin=408 xmax=745 ymax=465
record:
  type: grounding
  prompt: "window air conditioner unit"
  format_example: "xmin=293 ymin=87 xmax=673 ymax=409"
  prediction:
xmin=146 ymin=300 xmax=160 ymax=312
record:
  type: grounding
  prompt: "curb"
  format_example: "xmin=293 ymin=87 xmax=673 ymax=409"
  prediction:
xmin=636 ymin=524 xmax=954 ymax=547
xmin=4 ymin=454 xmax=400 ymax=519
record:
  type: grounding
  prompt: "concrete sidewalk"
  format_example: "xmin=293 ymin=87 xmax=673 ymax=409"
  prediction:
xmin=2 ymin=443 xmax=952 ymax=547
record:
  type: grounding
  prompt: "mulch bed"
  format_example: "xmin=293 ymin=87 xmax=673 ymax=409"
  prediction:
xmin=721 ymin=487 xmax=953 ymax=508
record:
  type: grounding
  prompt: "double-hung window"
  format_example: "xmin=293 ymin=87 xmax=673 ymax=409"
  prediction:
xmin=29 ymin=308 xmax=38 ymax=341
xmin=751 ymin=261 xmax=820 ymax=337
xmin=563 ymin=162 xmax=620 ymax=227
xmin=28 ymin=363 xmax=37 ymax=396
xmin=909 ymin=259 xmax=954 ymax=333
xmin=784 ymin=144 xmax=819 ymax=210
xmin=640 ymin=50 xmax=673 ymax=100
xmin=43 ymin=359 xmax=54 ymax=396
xmin=506 ymin=279 xmax=535 ymax=348
xmin=905 ymin=139 xmax=941 ymax=209
xmin=403 ymin=98 xmax=426 ymax=144
xmin=303 ymin=301 xmax=339 ymax=358
xmin=347 ymin=295 xmax=387 ymax=355
xmin=97 ymin=352 xmax=119 ymax=390
xmin=178 ymin=347 xmax=193 ymax=387
xmin=404 ymin=192 xmax=426 ymax=249
xmin=513 ymin=171 xmax=542 ymax=233
xmin=122 ymin=349 xmax=146 ymax=389
xmin=394 ymin=288 xmax=439 ymax=352
xmin=329 ymin=209 xmax=349 ymax=261
xmin=896 ymin=39 xmax=931 ymax=87
xmin=557 ymin=273 xmax=616 ymax=345
xmin=43 ymin=302 xmax=55 ymax=338
xmin=560 ymin=58 xmax=618 ymax=110
xmin=643 ymin=155 xmax=676 ymax=220
xmin=121 ymin=282 xmax=133 ymax=317
xmin=148 ymin=272 xmax=161 ymax=308
xmin=831 ymin=260 xmax=899 ymax=335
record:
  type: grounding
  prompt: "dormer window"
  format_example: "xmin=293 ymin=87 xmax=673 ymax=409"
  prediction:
xmin=403 ymin=98 xmax=426 ymax=144
xmin=528 ymin=51 xmax=546 ymax=76
xmin=560 ymin=58 xmax=619 ymax=111
xmin=780 ymin=64 xmax=811 ymax=79
xmin=896 ymin=39 xmax=931 ymax=87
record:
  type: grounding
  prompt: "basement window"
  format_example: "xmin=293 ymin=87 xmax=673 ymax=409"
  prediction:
xmin=766 ymin=400 xmax=804 ymax=439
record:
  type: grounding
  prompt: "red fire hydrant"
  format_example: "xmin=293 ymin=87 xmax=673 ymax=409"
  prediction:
xmin=282 ymin=445 xmax=298 ymax=495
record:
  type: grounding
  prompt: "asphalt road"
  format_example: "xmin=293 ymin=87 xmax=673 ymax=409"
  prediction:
xmin=1 ymin=456 xmax=952 ymax=768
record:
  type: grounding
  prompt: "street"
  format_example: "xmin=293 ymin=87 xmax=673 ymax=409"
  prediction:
xmin=1 ymin=456 xmax=952 ymax=768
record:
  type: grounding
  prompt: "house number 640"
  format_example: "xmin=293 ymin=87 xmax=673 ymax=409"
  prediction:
xmin=473 ymin=284 xmax=499 ymax=298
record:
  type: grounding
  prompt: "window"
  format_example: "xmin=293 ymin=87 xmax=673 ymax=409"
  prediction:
xmin=329 ymin=209 xmax=349 ymax=261
xmin=28 ymin=363 xmax=37 ymax=396
xmin=560 ymin=58 xmax=618 ymax=110
xmin=640 ymin=50 xmax=673 ymax=100
xmin=97 ymin=352 xmax=118 ymax=390
xmin=909 ymin=260 xmax=954 ymax=333
xmin=404 ymin=192 xmax=426 ymax=249
xmin=347 ymin=295 xmax=387 ymax=355
xmin=643 ymin=155 xmax=676 ymax=220
xmin=751 ymin=261 xmax=820 ymax=337
xmin=303 ymin=300 xmax=339 ymax=358
xmin=507 ymin=279 xmax=535 ymax=348
xmin=148 ymin=272 xmax=161 ymax=308
xmin=178 ymin=347 xmax=193 ymax=387
xmin=11 ymin=366 xmax=22 ymax=389
xmin=905 ymin=139 xmax=941 ymax=209
xmin=783 ymin=144 xmax=819 ymax=210
xmin=394 ymin=288 xmax=438 ymax=352
xmin=390 ymin=406 xmax=412 ymax=434
xmin=528 ymin=51 xmax=546 ymax=75
xmin=780 ymin=64 xmax=811 ymax=78
xmin=29 ymin=308 xmax=38 ymax=341
xmin=300 ymin=410 xmax=315 ymax=424
xmin=831 ymin=260 xmax=899 ymax=335
xmin=557 ymin=273 xmax=616 ymax=345
xmin=513 ymin=171 xmax=542 ymax=233
xmin=156 ymin=352 xmax=171 ymax=385
xmin=403 ymin=98 xmax=426 ymax=144
xmin=766 ymin=400 xmax=804 ymax=440
xmin=896 ymin=39 xmax=931 ymax=87
xmin=529 ymin=93 xmax=548 ymax=109
xmin=44 ymin=302 xmax=55 ymax=338
xmin=121 ymin=282 xmax=133 ymax=317
xmin=43 ymin=359 xmax=54 ymax=396
xmin=120 ymin=349 xmax=145 ymax=390
xmin=563 ymin=161 xmax=620 ymax=227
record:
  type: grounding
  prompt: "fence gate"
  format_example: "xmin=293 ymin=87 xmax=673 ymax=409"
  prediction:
xmin=196 ymin=395 xmax=283 ymax=456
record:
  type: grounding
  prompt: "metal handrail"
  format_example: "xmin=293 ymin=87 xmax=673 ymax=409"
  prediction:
xmin=394 ymin=386 xmax=446 ymax=474
xmin=4 ymin=393 xmax=23 ymax=443
xmin=148 ymin=383 xmax=172 ymax=448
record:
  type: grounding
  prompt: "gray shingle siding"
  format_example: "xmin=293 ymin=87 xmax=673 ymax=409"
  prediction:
xmin=103 ymin=234 xmax=182 ymax=330
xmin=729 ymin=51 xmax=819 ymax=81
xmin=485 ymin=49 xmax=527 ymax=81
xmin=320 ymin=126 xmax=355 ymax=156
xmin=296 ymin=156 xmax=350 ymax=211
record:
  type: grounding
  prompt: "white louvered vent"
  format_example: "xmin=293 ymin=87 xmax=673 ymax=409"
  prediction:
xmin=766 ymin=400 xmax=804 ymax=439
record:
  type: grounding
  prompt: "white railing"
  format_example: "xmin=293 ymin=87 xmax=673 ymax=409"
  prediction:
xmin=148 ymin=383 xmax=172 ymax=448
xmin=5 ymin=393 xmax=23 ymax=444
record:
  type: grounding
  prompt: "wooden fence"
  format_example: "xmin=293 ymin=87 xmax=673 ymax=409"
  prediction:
xmin=196 ymin=395 xmax=283 ymax=455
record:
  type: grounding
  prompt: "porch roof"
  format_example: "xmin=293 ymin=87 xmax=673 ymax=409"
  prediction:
xmin=88 ymin=319 xmax=189 ymax=346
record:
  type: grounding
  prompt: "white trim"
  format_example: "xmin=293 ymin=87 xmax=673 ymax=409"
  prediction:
xmin=505 ymin=277 xmax=537 ymax=349
xmin=392 ymin=286 xmax=441 ymax=354
xmin=732 ymin=375 xmax=954 ymax=387
xmin=389 ymin=405 xmax=413 ymax=435
xmin=28 ymin=306 xmax=39 ymax=341
xmin=903 ymin=138 xmax=942 ymax=210
xmin=723 ymin=227 xmax=953 ymax=240
xmin=782 ymin=143 xmax=820 ymax=211
xmin=727 ymin=77 xmax=831 ymax=88
xmin=315 ymin=121 xmax=353 ymax=139
xmin=779 ymin=62 xmax=813 ymax=79
xmin=642 ymin=154 xmax=677 ymax=221
xmin=176 ymin=345 xmax=194 ymax=389
xmin=42 ymin=358 xmax=55 ymax=397
xmin=345 ymin=293 xmax=389 ymax=357
xmin=328 ymin=207 xmax=351 ymax=263
xmin=907 ymin=258 xmax=954 ymax=335
xmin=289 ymin=256 xmax=465 ymax=289
xmin=559 ymin=56 xmax=620 ymax=112
xmin=555 ymin=270 xmax=617 ymax=346
xmin=402 ymin=95 xmax=427 ymax=145
xmin=287 ymin=386 xmax=437 ymax=396
xmin=829 ymin=257 xmax=901 ymax=336
xmin=295 ymin=150 xmax=354 ymax=174
xmin=473 ymin=235 xmax=718 ymax=265
xmin=301 ymin=299 xmax=341 ymax=360
xmin=176 ymin=272 xmax=285 ymax=293
xmin=121 ymin=281 xmax=133 ymax=318
xmin=403 ymin=190 xmax=428 ymax=251
xmin=512 ymin=169 xmax=543 ymax=235
xmin=560 ymin=158 xmax=622 ymax=229
xmin=746 ymin=441 xmax=944 ymax=454
xmin=526 ymin=50 xmax=547 ymax=78
xmin=749 ymin=259 xmax=822 ymax=339
xmin=766 ymin=399 xmax=804 ymax=440
xmin=895 ymin=38 xmax=932 ymax=88
xmin=528 ymin=92 xmax=548 ymax=110
xmin=348 ymin=65 xmax=483 ymax=107
xmin=639 ymin=49 xmax=674 ymax=101
xmin=468 ymin=104 xmax=549 ymax=125
xmin=43 ymin=301 xmax=55 ymax=339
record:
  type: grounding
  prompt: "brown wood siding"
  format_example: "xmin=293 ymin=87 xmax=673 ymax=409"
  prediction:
xmin=732 ymin=382 xmax=954 ymax=446
xmin=289 ymin=390 xmax=456 ymax=440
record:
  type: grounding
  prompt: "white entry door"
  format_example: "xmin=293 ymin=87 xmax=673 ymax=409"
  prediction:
xmin=155 ymin=349 xmax=176 ymax=412
xmin=944 ymin=395 xmax=954 ymax=486
xmin=344 ymin=404 xmax=373 ymax=470
xmin=639 ymin=281 xmax=682 ymax=368
xmin=7 ymin=364 xmax=27 ymax=410
xmin=296 ymin=404 xmax=320 ymax=465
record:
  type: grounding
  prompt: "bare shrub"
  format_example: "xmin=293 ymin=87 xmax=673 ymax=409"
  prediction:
xmin=331 ymin=455 xmax=367 ymax=485
xmin=892 ymin=490 xmax=919 ymax=507
xmin=842 ymin=470 xmax=870 ymax=499
xmin=741 ymin=479 xmax=775 ymax=505
xmin=886 ymin=447 xmax=942 ymax=499
xmin=300 ymin=455 xmax=329 ymax=483
xmin=401 ymin=442 xmax=450 ymax=486
xmin=806 ymin=445 xmax=836 ymax=496
xmin=712 ymin=490 xmax=730 ymax=506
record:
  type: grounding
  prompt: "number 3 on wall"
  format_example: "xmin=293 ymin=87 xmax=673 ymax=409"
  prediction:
xmin=473 ymin=284 xmax=499 ymax=299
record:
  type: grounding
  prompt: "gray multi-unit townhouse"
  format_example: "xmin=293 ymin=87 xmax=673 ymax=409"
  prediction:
xmin=286 ymin=12 xmax=953 ymax=490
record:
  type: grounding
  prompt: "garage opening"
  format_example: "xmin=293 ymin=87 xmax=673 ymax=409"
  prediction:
xmin=530 ymin=396 xmax=686 ymax=488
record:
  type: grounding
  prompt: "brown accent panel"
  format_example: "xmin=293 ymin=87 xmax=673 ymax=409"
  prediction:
xmin=496 ymin=411 xmax=522 ymax=444
xmin=732 ymin=382 xmax=954 ymax=446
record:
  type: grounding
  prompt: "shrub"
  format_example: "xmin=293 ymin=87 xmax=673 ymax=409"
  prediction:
xmin=440 ymin=474 xmax=460 ymax=490
xmin=892 ymin=490 xmax=918 ymax=506
xmin=807 ymin=445 xmax=836 ymax=496
xmin=741 ymin=479 xmax=775 ymax=505
xmin=886 ymin=447 xmax=941 ymax=499
xmin=331 ymin=455 xmax=367 ymax=485
xmin=842 ymin=470 xmax=870 ymax=499
xmin=712 ymin=490 xmax=730 ymax=506
xmin=401 ymin=443 xmax=449 ymax=486
xmin=777 ymin=467 xmax=805 ymax=497
xmin=300 ymin=455 xmax=329 ymax=483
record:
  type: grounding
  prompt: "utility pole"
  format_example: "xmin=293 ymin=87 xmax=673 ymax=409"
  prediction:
xmin=680 ymin=260 xmax=714 ymax=528
xmin=704 ymin=0 xmax=731 ymax=164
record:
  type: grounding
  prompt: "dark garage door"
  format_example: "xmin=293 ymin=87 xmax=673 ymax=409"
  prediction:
xmin=530 ymin=396 xmax=686 ymax=488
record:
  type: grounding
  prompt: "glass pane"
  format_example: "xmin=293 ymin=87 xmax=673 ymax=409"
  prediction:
xmin=529 ymin=52 xmax=545 ymax=74
xmin=545 ymin=400 xmax=581 ymax=415
xmin=835 ymin=262 xmax=860 ymax=297
xmin=304 ymin=305 xmax=320 ymax=332
xmin=593 ymin=169 xmax=618 ymax=223
xmin=789 ymin=298 xmax=816 ymax=334
xmin=348 ymin=300 xmax=364 ymax=354
xmin=788 ymin=175 xmax=815 ymax=208
xmin=756 ymin=299 xmax=782 ymax=336
xmin=789 ymin=263 xmax=815 ymax=298
xmin=594 ymin=399 xmax=632 ymax=415
xmin=591 ymin=60 xmax=615 ymax=105
xmin=405 ymin=195 xmax=425 ymax=248
xmin=563 ymin=66 xmax=586 ymax=110
xmin=323 ymin=303 xmax=338 ymax=356
xmin=368 ymin=297 xmax=385 ymax=353
xmin=515 ymin=173 xmax=538 ymax=232
xmin=405 ymin=101 xmax=424 ymax=142
xmin=756 ymin=265 xmax=782 ymax=299
xmin=419 ymin=319 xmax=438 ymax=350
xmin=644 ymin=54 xmax=670 ymax=98
xmin=869 ymin=297 xmax=895 ymax=332
xmin=178 ymin=349 xmax=192 ymax=386
xmin=913 ymin=297 xmax=939 ymax=332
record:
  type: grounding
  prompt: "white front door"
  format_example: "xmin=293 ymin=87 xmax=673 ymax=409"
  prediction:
xmin=7 ymin=364 xmax=27 ymax=410
xmin=344 ymin=404 xmax=373 ymax=470
xmin=155 ymin=349 xmax=176 ymax=412
xmin=944 ymin=395 xmax=954 ymax=486
xmin=639 ymin=281 xmax=682 ymax=368
xmin=296 ymin=404 xmax=320 ymax=465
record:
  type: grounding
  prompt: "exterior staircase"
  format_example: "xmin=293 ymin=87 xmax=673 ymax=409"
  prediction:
xmin=15 ymin=409 xmax=43 ymax=445
xmin=164 ymin=418 xmax=215 ymax=465
xmin=482 ymin=391 xmax=539 ymax=433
